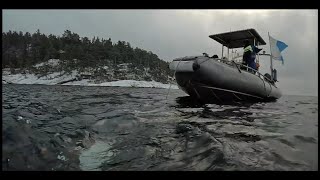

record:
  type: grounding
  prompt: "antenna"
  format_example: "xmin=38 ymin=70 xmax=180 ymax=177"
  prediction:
xmin=268 ymin=32 xmax=274 ymax=81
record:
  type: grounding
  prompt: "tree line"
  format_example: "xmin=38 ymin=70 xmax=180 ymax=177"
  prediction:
xmin=2 ymin=29 xmax=173 ymax=81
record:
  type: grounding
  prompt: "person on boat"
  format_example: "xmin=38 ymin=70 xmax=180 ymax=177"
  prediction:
xmin=242 ymin=40 xmax=262 ymax=73
xmin=242 ymin=40 xmax=254 ymax=72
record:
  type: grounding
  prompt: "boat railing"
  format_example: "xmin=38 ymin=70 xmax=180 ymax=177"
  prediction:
xmin=211 ymin=58 xmax=275 ymax=84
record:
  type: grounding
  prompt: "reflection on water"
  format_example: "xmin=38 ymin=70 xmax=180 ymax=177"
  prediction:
xmin=79 ymin=140 xmax=114 ymax=171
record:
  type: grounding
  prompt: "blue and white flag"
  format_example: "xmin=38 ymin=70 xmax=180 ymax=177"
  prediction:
xmin=269 ymin=35 xmax=288 ymax=65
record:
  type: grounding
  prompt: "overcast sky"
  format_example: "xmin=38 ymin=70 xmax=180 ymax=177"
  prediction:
xmin=3 ymin=9 xmax=318 ymax=96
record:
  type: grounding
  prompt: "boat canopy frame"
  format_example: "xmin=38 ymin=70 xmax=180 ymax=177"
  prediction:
xmin=209 ymin=28 xmax=266 ymax=49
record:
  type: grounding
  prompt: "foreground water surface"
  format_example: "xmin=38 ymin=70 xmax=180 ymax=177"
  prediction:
xmin=2 ymin=84 xmax=318 ymax=171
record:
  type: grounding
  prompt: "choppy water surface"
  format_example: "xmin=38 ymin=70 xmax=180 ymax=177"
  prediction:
xmin=2 ymin=84 xmax=318 ymax=171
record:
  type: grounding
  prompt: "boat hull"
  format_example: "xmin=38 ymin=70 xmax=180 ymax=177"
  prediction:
xmin=170 ymin=56 xmax=282 ymax=103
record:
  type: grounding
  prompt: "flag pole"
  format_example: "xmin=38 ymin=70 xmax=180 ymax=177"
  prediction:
xmin=268 ymin=32 xmax=273 ymax=81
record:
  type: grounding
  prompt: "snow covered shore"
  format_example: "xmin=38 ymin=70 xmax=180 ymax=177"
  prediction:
xmin=2 ymin=59 xmax=179 ymax=89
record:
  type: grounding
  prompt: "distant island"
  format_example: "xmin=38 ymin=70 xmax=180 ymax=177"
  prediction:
xmin=2 ymin=30 xmax=177 ymax=89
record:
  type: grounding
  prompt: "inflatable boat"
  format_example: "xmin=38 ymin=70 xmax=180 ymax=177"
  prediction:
xmin=169 ymin=29 xmax=282 ymax=103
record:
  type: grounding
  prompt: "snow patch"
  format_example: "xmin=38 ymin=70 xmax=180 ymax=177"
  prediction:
xmin=34 ymin=59 xmax=60 ymax=68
